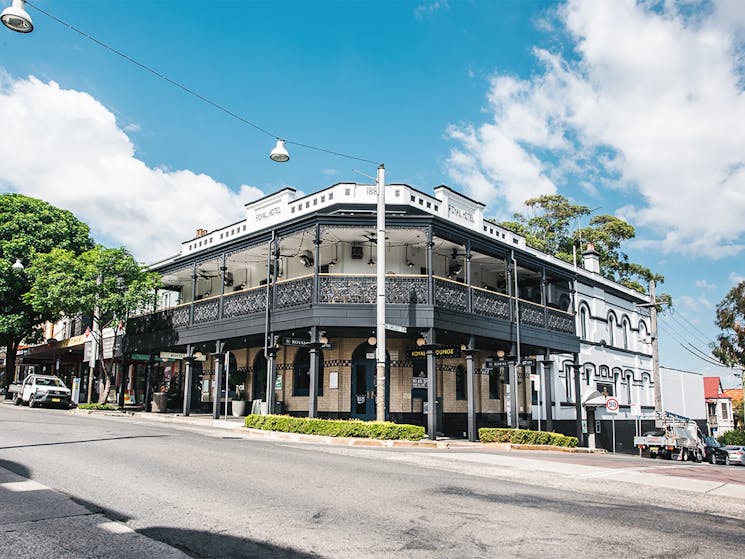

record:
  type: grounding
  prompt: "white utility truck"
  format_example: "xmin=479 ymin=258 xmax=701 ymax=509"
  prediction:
xmin=633 ymin=412 xmax=706 ymax=462
xmin=12 ymin=374 xmax=72 ymax=409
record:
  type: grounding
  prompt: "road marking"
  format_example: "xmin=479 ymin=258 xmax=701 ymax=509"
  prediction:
xmin=0 ymin=480 xmax=48 ymax=492
xmin=97 ymin=521 xmax=135 ymax=534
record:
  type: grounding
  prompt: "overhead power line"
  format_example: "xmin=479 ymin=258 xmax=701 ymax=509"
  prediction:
xmin=25 ymin=1 xmax=379 ymax=167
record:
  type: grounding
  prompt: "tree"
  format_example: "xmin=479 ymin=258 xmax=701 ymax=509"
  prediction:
xmin=0 ymin=194 xmax=93 ymax=392
xmin=25 ymin=245 xmax=160 ymax=403
xmin=499 ymin=195 xmax=663 ymax=293
xmin=712 ymin=280 xmax=745 ymax=430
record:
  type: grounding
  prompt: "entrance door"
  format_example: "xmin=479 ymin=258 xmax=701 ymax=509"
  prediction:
xmin=351 ymin=361 xmax=376 ymax=420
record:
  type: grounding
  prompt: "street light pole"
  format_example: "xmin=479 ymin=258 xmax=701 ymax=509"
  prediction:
xmin=375 ymin=164 xmax=386 ymax=423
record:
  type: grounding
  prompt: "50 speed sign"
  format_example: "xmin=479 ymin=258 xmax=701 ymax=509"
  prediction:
xmin=605 ymin=397 xmax=620 ymax=414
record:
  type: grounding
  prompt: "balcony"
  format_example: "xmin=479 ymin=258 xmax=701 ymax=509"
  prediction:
xmin=129 ymin=274 xmax=575 ymax=336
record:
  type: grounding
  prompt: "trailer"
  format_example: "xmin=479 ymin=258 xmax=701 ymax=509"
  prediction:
xmin=633 ymin=412 xmax=705 ymax=462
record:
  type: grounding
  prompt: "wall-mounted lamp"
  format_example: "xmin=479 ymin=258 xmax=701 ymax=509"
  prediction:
xmin=496 ymin=349 xmax=506 ymax=358
xmin=416 ymin=335 xmax=427 ymax=347
xmin=367 ymin=336 xmax=377 ymax=346
xmin=318 ymin=332 xmax=329 ymax=345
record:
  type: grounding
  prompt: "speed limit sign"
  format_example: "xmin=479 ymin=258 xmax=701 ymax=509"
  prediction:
xmin=605 ymin=397 xmax=620 ymax=414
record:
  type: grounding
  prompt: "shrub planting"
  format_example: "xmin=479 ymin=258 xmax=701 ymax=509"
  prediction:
xmin=479 ymin=427 xmax=578 ymax=447
xmin=244 ymin=414 xmax=425 ymax=440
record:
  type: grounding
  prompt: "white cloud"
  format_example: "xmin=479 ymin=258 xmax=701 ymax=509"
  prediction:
xmin=446 ymin=0 xmax=745 ymax=257
xmin=695 ymin=279 xmax=717 ymax=290
xmin=730 ymin=272 xmax=745 ymax=285
xmin=414 ymin=1 xmax=448 ymax=20
xmin=0 ymin=74 xmax=264 ymax=263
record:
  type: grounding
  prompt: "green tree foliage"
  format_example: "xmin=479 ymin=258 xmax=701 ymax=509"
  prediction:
xmin=25 ymin=245 xmax=160 ymax=403
xmin=0 ymin=194 xmax=93 ymax=390
xmin=712 ymin=281 xmax=745 ymax=432
xmin=713 ymin=281 xmax=745 ymax=370
xmin=499 ymin=195 xmax=663 ymax=293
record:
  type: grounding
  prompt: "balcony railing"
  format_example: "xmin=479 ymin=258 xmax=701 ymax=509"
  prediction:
xmin=130 ymin=273 xmax=575 ymax=336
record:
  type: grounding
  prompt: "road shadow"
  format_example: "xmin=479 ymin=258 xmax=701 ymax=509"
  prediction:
xmin=0 ymin=459 xmax=31 ymax=478
xmin=138 ymin=526 xmax=322 ymax=559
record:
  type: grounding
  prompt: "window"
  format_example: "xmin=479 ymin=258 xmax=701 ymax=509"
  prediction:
xmin=722 ymin=402 xmax=730 ymax=420
xmin=564 ymin=364 xmax=573 ymax=402
xmin=292 ymin=348 xmax=324 ymax=396
xmin=455 ymin=366 xmax=466 ymax=400
xmin=625 ymin=374 xmax=632 ymax=404
xmin=597 ymin=382 xmax=614 ymax=397
xmin=488 ymin=366 xmax=502 ymax=399
xmin=580 ymin=306 xmax=589 ymax=340
xmin=622 ymin=318 xmax=630 ymax=350
xmin=608 ymin=313 xmax=616 ymax=346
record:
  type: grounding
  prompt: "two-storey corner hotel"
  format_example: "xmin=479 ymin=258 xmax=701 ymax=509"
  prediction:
xmin=124 ymin=179 xmax=655 ymax=446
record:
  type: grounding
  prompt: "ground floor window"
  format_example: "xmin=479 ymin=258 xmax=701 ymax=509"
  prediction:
xmin=293 ymin=348 xmax=323 ymax=396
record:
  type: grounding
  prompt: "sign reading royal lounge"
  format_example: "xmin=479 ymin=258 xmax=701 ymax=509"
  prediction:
xmin=407 ymin=345 xmax=461 ymax=360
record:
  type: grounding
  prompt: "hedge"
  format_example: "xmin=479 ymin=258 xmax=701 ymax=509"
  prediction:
xmin=244 ymin=414 xmax=425 ymax=441
xmin=717 ymin=429 xmax=745 ymax=446
xmin=479 ymin=427 xmax=578 ymax=447
xmin=77 ymin=403 xmax=118 ymax=411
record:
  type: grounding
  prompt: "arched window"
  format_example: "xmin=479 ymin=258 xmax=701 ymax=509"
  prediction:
xmin=624 ymin=371 xmax=633 ymax=404
xmin=579 ymin=305 xmax=589 ymax=340
xmin=622 ymin=318 xmax=630 ymax=350
xmin=639 ymin=321 xmax=649 ymax=349
xmin=584 ymin=364 xmax=596 ymax=387
xmin=642 ymin=373 xmax=651 ymax=406
xmin=607 ymin=313 xmax=617 ymax=346
xmin=455 ymin=365 xmax=466 ymax=400
xmin=292 ymin=348 xmax=324 ymax=397
xmin=563 ymin=362 xmax=574 ymax=402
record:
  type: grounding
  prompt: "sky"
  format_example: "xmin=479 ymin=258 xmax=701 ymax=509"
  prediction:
xmin=1 ymin=0 xmax=744 ymax=387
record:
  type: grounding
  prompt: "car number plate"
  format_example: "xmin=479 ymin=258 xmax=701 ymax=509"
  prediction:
xmin=649 ymin=446 xmax=659 ymax=452
xmin=51 ymin=398 xmax=60 ymax=402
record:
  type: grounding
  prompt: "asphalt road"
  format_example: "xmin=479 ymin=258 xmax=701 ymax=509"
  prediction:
xmin=1 ymin=404 xmax=744 ymax=558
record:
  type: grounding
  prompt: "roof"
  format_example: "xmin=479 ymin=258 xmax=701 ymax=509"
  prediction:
xmin=703 ymin=376 xmax=728 ymax=399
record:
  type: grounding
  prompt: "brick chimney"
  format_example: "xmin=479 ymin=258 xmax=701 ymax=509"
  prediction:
xmin=195 ymin=228 xmax=208 ymax=238
xmin=582 ymin=242 xmax=600 ymax=273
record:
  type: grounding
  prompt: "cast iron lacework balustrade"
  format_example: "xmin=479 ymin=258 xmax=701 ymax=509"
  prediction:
xmin=320 ymin=275 xmax=375 ymax=303
xmin=172 ymin=306 xmax=190 ymax=327
xmin=472 ymin=288 xmax=510 ymax=320
xmin=385 ymin=276 xmax=429 ymax=304
xmin=434 ymin=278 xmax=468 ymax=312
xmin=519 ymin=300 xmax=545 ymax=328
xmin=318 ymin=275 xmax=430 ymax=304
xmin=223 ymin=288 xmax=267 ymax=318
xmin=546 ymin=307 xmax=575 ymax=334
xmin=193 ymin=299 xmax=220 ymax=324
xmin=275 ymin=276 xmax=312 ymax=308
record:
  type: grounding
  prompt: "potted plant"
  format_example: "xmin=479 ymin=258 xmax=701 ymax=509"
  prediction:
xmin=231 ymin=386 xmax=247 ymax=417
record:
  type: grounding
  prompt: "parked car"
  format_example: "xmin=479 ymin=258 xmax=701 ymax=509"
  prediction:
xmin=703 ymin=436 xmax=729 ymax=465
xmin=724 ymin=445 xmax=745 ymax=466
xmin=13 ymin=374 xmax=71 ymax=409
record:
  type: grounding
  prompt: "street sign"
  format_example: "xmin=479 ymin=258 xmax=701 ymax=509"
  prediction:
xmin=605 ymin=397 xmax=620 ymax=414
xmin=281 ymin=337 xmax=331 ymax=349
xmin=384 ymin=323 xmax=407 ymax=333
xmin=160 ymin=351 xmax=187 ymax=360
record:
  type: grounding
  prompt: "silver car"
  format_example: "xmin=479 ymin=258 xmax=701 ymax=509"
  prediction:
xmin=724 ymin=445 xmax=745 ymax=466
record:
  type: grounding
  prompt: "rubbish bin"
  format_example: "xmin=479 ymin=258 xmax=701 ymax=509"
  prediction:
xmin=152 ymin=392 xmax=167 ymax=413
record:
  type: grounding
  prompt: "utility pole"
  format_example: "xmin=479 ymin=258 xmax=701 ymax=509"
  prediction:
xmin=649 ymin=280 xmax=663 ymax=425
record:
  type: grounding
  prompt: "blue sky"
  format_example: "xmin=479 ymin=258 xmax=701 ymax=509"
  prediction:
xmin=1 ymin=1 xmax=744 ymax=386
